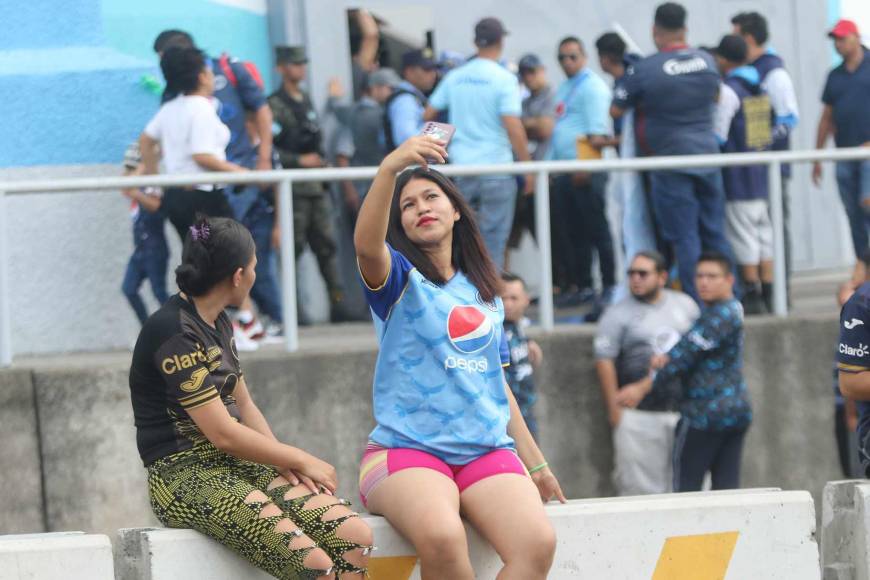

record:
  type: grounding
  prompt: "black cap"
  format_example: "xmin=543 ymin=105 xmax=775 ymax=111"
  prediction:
xmin=714 ymin=34 xmax=747 ymax=64
xmin=275 ymin=45 xmax=307 ymax=65
xmin=518 ymin=53 xmax=543 ymax=73
xmin=401 ymin=48 xmax=437 ymax=70
xmin=475 ymin=17 xmax=508 ymax=47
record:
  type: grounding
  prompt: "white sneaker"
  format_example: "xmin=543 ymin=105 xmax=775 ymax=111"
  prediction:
xmin=233 ymin=323 xmax=259 ymax=352
xmin=241 ymin=318 xmax=265 ymax=341
xmin=260 ymin=322 xmax=284 ymax=345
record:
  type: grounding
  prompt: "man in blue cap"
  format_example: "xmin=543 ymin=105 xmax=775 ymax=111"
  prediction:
xmin=384 ymin=48 xmax=438 ymax=150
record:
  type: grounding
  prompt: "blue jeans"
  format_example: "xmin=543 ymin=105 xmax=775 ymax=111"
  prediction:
xmin=243 ymin=196 xmax=283 ymax=323
xmin=455 ymin=176 xmax=518 ymax=270
xmin=835 ymin=160 xmax=870 ymax=259
xmin=122 ymin=245 xmax=169 ymax=324
xmin=229 ymin=186 xmax=283 ymax=323
xmin=649 ymin=170 xmax=734 ymax=302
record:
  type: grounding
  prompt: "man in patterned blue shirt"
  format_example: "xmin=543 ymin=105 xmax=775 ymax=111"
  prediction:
xmin=617 ymin=252 xmax=751 ymax=492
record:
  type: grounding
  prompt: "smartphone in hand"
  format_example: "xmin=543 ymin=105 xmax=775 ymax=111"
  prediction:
xmin=419 ymin=122 xmax=455 ymax=164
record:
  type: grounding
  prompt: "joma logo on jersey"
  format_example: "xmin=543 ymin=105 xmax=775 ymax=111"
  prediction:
xmin=180 ymin=367 xmax=210 ymax=393
xmin=162 ymin=348 xmax=207 ymax=375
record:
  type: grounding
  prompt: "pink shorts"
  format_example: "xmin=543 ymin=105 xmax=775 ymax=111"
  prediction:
xmin=358 ymin=444 xmax=528 ymax=507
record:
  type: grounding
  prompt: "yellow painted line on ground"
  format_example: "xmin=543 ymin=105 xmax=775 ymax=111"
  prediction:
xmin=368 ymin=555 xmax=418 ymax=579
xmin=652 ymin=531 xmax=739 ymax=580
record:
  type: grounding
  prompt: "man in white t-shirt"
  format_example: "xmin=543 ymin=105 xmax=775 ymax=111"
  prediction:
xmin=424 ymin=18 xmax=533 ymax=268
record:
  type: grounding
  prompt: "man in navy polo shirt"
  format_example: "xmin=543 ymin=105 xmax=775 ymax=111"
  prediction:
xmin=813 ymin=19 xmax=870 ymax=284
xmin=610 ymin=2 xmax=733 ymax=302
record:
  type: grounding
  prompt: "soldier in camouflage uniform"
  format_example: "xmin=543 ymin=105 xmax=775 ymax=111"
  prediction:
xmin=270 ymin=46 xmax=353 ymax=322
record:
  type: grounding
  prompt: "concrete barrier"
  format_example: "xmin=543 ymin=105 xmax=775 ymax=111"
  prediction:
xmin=0 ymin=532 xmax=114 ymax=580
xmin=0 ymin=313 xmax=843 ymax=537
xmin=821 ymin=480 xmax=870 ymax=580
xmin=0 ymin=368 xmax=43 ymax=533
xmin=115 ymin=488 xmax=819 ymax=580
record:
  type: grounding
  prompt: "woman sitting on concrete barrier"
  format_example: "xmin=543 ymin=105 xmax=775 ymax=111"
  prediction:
xmin=354 ymin=135 xmax=566 ymax=580
xmin=129 ymin=216 xmax=373 ymax=579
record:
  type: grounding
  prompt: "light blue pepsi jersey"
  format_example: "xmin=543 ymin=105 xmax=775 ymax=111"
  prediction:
xmin=361 ymin=245 xmax=514 ymax=464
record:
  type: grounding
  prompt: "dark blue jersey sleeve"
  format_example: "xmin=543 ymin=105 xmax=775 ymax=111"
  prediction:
xmin=359 ymin=244 xmax=414 ymax=321
xmin=499 ymin=329 xmax=510 ymax=367
xmin=612 ymin=61 xmax=643 ymax=110
xmin=838 ymin=293 xmax=870 ymax=373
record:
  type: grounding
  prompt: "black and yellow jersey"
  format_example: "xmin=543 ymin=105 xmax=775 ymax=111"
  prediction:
xmin=129 ymin=294 xmax=243 ymax=465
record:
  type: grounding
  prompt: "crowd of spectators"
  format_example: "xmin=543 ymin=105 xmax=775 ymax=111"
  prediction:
xmin=124 ymin=3 xmax=868 ymax=353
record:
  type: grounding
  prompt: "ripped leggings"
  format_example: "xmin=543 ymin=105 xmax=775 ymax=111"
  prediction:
xmin=147 ymin=442 xmax=373 ymax=579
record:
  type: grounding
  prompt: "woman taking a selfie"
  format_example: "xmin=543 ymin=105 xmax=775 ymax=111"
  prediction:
xmin=355 ymin=135 xmax=565 ymax=580
xmin=129 ymin=217 xmax=373 ymax=579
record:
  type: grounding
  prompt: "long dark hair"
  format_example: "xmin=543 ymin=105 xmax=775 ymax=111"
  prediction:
xmin=175 ymin=216 xmax=255 ymax=296
xmin=387 ymin=167 xmax=500 ymax=303
xmin=160 ymin=47 xmax=207 ymax=96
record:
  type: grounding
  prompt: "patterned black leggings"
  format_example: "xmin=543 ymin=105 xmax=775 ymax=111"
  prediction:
xmin=147 ymin=443 xmax=372 ymax=579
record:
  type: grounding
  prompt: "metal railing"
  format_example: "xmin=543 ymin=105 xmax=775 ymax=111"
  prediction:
xmin=1 ymin=146 xmax=869 ymax=367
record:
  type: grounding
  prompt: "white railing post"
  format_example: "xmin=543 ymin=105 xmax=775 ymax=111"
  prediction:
xmin=0 ymin=190 xmax=10 ymax=367
xmin=533 ymin=171 xmax=555 ymax=331
xmin=278 ymin=179 xmax=299 ymax=352
xmin=768 ymin=160 xmax=787 ymax=317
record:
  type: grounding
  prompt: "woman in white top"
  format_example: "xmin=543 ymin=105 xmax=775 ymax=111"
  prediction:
xmin=140 ymin=47 xmax=247 ymax=241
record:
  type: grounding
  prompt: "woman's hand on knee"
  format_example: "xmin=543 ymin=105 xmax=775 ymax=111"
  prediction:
xmin=532 ymin=468 xmax=567 ymax=504
xmin=293 ymin=453 xmax=338 ymax=495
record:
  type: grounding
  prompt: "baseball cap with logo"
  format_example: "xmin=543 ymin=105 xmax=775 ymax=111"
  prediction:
xmin=475 ymin=17 xmax=508 ymax=47
xmin=828 ymin=19 xmax=860 ymax=39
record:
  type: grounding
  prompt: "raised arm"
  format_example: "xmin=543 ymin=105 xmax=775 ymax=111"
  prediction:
xmin=353 ymin=136 xmax=447 ymax=286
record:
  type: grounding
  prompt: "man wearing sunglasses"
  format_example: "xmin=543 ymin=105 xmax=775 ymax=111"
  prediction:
xmin=549 ymin=36 xmax=617 ymax=311
xmin=594 ymin=251 xmax=698 ymax=495
xmin=617 ymin=252 xmax=752 ymax=492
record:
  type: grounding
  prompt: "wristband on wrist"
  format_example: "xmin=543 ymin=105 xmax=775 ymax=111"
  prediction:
xmin=528 ymin=461 xmax=549 ymax=474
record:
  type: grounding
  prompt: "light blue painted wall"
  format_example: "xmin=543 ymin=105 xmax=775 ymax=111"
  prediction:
xmin=0 ymin=0 xmax=272 ymax=168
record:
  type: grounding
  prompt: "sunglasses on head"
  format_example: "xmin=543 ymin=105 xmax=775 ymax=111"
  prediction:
xmin=557 ymin=53 xmax=580 ymax=61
